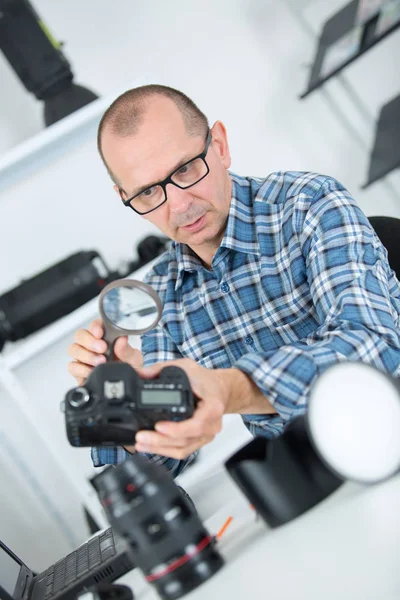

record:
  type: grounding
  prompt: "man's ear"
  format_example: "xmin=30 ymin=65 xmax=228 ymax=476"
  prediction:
xmin=210 ymin=120 xmax=231 ymax=169
xmin=113 ymin=184 xmax=125 ymax=200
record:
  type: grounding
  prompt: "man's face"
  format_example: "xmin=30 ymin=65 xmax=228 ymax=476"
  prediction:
xmin=101 ymin=97 xmax=232 ymax=263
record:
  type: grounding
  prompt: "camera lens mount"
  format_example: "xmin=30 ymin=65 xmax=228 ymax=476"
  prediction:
xmin=68 ymin=386 xmax=91 ymax=408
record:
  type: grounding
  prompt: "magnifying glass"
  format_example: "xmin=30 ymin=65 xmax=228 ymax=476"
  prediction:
xmin=308 ymin=362 xmax=400 ymax=484
xmin=98 ymin=279 xmax=163 ymax=360
xmin=63 ymin=278 xmax=197 ymax=448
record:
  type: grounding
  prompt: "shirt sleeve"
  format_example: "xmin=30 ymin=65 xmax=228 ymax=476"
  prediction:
xmin=91 ymin=446 xmax=197 ymax=476
xmin=91 ymin=325 xmax=197 ymax=475
xmin=141 ymin=325 xmax=184 ymax=366
xmin=235 ymin=177 xmax=400 ymax=427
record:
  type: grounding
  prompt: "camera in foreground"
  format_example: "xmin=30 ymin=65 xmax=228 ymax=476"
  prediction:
xmin=93 ymin=454 xmax=224 ymax=600
xmin=62 ymin=364 xmax=196 ymax=447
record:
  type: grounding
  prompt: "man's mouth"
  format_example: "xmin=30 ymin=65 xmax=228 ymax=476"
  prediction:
xmin=181 ymin=214 xmax=206 ymax=232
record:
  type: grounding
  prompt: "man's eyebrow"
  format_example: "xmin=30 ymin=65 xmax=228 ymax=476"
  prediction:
xmin=129 ymin=150 xmax=197 ymax=197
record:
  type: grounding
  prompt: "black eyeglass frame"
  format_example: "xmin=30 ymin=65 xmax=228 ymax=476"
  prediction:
xmin=119 ymin=129 xmax=212 ymax=215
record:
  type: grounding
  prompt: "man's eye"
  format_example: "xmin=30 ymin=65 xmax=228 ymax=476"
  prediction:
xmin=176 ymin=163 xmax=191 ymax=175
xmin=141 ymin=187 xmax=156 ymax=197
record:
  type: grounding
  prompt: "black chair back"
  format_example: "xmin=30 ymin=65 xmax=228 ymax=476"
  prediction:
xmin=368 ymin=216 xmax=400 ymax=279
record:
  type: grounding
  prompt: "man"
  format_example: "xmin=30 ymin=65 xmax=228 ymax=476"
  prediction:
xmin=68 ymin=84 xmax=400 ymax=476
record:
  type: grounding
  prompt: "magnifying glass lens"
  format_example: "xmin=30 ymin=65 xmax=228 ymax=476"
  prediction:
xmin=98 ymin=279 xmax=162 ymax=360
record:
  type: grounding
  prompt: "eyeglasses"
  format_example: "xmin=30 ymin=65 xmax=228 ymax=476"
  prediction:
xmin=119 ymin=130 xmax=212 ymax=215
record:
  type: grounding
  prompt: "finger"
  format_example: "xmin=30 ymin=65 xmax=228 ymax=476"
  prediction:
xmin=136 ymin=437 xmax=212 ymax=460
xmin=135 ymin=360 xmax=183 ymax=379
xmin=154 ymin=403 xmax=222 ymax=439
xmin=67 ymin=361 xmax=93 ymax=385
xmin=89 ymin=319 xmax=104 ymax=339
xmin=154 ymin=419 xmax=201 ymax=439
xmin=73 ymin=329 xmax=108 ymax=354
xmin=114 ymin=337 xmax=144 ymax=367
xmin=135 ymin=429 xmax=192 ymax=449
xmin=68 ymin=342 xmax=106 ymax=366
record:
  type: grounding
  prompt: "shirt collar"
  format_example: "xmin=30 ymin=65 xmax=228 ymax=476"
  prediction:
xmin=219 ymin=172 xmax=262 ymax=256
xmin=174 ymin=172 xmax=260 ymax=290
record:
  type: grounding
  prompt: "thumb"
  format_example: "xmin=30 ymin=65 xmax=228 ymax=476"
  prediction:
xmin=114 ymin=336 xmax=143 ymax=367
xmin=135 ymin=363 xmax=164 ymax=379
xmin=135 ymin=360 xmax=180 ymax=380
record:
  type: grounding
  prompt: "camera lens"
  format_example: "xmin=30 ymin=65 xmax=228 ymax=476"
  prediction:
xmin=93 ymin=455 xmax=224 ymax=600
xmin=68 ymin=386 xmax=91 ymax=407
xmin=0 ymin=311 xmax=10 ymax=352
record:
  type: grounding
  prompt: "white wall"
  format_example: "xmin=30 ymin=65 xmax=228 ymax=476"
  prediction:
xmin=0 ymin=382 xmax=89 ymax=570
xmin=0 ymin=0 xmax=399 ymax=570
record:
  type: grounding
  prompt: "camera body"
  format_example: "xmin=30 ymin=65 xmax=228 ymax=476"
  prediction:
xmin=63 ymin=363 xmax=196 ymax=447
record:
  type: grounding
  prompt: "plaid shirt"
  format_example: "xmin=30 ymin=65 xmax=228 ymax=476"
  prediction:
xmin=92 ymin=171 xmax=400 ymax=474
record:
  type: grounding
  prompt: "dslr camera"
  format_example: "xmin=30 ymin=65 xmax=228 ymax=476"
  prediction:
xmin=62 ymin=363 xmax=197 ymax=447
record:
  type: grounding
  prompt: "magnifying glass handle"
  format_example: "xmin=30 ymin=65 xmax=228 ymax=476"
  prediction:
xmin=104 ymin=343 xmax=115 ymax=362
xmin=102 ymin=330 xmax=117 ymax=362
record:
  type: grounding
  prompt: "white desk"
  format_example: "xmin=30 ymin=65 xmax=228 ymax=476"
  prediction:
xmin=116 ymin=467 xmax=400 ymax=600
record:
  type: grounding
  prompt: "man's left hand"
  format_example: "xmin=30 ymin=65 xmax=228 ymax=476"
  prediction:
xmin=134 ymin=359 xmax=228 ymax=459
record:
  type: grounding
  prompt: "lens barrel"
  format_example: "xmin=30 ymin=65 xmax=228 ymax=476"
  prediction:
xmin=93 ymin=455 xmax=224 ymax=599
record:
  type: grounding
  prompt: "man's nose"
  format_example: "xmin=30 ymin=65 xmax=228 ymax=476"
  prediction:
xmin=166 ymin=183 xmax=192 ymax=214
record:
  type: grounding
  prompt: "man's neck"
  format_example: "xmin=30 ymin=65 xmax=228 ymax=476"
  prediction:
xmin=191 ymin=245 xmax=217 ymax=270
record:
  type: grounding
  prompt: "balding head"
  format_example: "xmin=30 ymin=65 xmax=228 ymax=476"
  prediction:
xmin=97 ymin=85 xmax=209 ymax=183
xmin=96 ymin=85 xmax=232 ymax=267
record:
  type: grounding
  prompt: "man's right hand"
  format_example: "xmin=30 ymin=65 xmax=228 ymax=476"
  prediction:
xmin=67 ymin=318 xmax=143 ymax=386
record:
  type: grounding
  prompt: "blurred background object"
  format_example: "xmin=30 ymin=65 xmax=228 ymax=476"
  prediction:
xmin=0 ymin=0 xmax=98 ymax=126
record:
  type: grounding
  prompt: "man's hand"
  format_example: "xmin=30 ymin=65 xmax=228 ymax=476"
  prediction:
xmin=134 ymin=358 xmax=276 ymax=460
xmin=134 ymin=359 xmax=226 ymax=459
xmin=67 ymin=318 xmax=143 ymax=385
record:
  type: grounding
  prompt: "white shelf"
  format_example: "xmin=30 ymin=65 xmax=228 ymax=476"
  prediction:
xmin=0 ymin=79 xmax=147 ymax=190
xmin=2 ymin=261 xmax=154 ymax=370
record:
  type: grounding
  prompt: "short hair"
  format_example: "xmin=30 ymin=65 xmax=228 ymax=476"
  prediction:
xmin=97 ymin=84 xmax=209 ymax=183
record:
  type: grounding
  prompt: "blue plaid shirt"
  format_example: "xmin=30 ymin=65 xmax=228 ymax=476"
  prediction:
xmin=92 ymin=170 xmax=400 ymax=474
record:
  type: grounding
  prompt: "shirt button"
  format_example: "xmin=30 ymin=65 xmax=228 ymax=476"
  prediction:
xmin=221 ymin=282 xmax=230 ymax=293
xmin=245 ymin=335 xmax=254 ymax=346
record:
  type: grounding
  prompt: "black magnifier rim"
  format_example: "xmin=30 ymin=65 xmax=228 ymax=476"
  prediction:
xmin=306 ymin=362 xmax=400 ymax=485
xmin=99 ymin=278 xmax=163 ymax=336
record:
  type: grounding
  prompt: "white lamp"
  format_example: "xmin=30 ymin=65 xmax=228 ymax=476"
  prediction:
xmin=308 ymin=362 xmax=400 ymax=483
